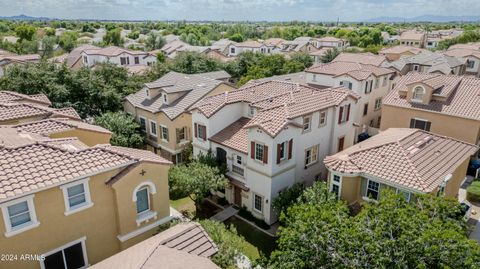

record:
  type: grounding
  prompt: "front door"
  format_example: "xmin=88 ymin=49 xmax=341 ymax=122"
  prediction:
xmin=216 ymin=147 xmax=227 ymax=166
xmin=234 ymin=186 xmax=242 ymax=206
xmin=338 ymin=137 xmax=345 ymax=152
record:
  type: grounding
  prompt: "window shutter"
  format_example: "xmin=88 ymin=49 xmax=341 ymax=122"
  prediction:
xmin=165 ymin=128 xmax=169 ymax=142
xmin=276 ymin=143 xmax=281 ymax=164
xmin=201 ymin=125 xmax=207 ymax=140
xmin=194 ymin=123 xmax=198 ymax=138
xmin=346 ymin=104 xmax=350 ymax=121
xmin=263 ymin=145 xmax=268 ymax=164
xmin=338 ymin=106 xmax=344 ymax=124
xmin=425 ymin=121 xmax=431 ymax=132
xmin=409 ymin=119 xmax=415 ymax=128
xmin=251 ymin=142 xmax=255 ymax=159
xmin=176 ymin=128 xmax=180 ymax=143
xmin=288 ymin=139 xmax=293 ymax=159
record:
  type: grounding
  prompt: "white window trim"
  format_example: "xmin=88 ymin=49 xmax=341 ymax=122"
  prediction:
xmin=303 ymin=115 xmax=312 ymax=132
xmin=279 ymin=141 xmax=288 ymax=161
xmin=330 ymin=174 xmax=342 ymax=198
xmin=412 ymin=85 xmax=425 ymax=102
xmin=1 ymin=194 xmax=40 ymax=238
xmin=254 ymin=142 xmax=265 ymax=163
xmin=160 ymin=125 xmax=169 ymax=142
xmin=305 ymin=144 xmax=319 ymax=167
xmin=396 ymin=189 xmax=411 ymax=202
xmin=133 ymin=181 xmax=158 ymax=226
xmin=253 ymin=193 xmax=264 ymax=213
xmin=374 ymin=98 xmax=382 ymax=111
xmin=132 ymin=181 xmax=157 ymax=202
xmin=60 ymin=178 xmax=93 ymax=216
xmin=363 ymin=179 xmax=380 ymax=201
xmin=40 ymin=236 xmax=89 ymax=269
xmin=149 ymin=120 xmax=158 ymax=137
xmin=319 ymin=111 xmax=327 ymax=127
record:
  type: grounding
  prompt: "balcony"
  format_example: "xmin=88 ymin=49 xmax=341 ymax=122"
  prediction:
xmin=232 ymin=164 xmax=244 ymax=176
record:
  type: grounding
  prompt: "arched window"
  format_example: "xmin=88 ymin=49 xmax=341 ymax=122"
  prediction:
xmin=412 ymin=86 xmax=425 ymax=101
xmin=132 ymin=181 xmax=156 ymax=214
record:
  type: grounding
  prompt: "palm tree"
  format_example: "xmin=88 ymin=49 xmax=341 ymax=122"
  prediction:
xmin=320 ymin=47 xmax=340 ymax=63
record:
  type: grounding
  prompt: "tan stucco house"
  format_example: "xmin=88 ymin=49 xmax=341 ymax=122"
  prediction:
xmin=324 ymin=128 xmax=478 ymax=205
xmin=379 ymin=45 xmax=427 ymax=61
xmin=0 ymin=125 xmax=172 ymax=269
xmin=398 ymin=31 xmax=426 ymax=48
xmin=124 ymin=71 xmax=236 ymax=163
xmin=380 ymin=72 xmax=480 ymax=146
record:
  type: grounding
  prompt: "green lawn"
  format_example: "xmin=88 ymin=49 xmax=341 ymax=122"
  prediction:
xmin=170 ymin=196 xmax=196 ymax=217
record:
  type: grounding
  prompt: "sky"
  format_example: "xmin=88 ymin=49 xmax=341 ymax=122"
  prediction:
xmin=0 ymin=0 xmax=479 ymax=21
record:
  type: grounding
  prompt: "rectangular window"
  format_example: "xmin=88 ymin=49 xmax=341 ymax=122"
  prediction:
xmin=43 ymin=239 xmax=87 ymax=269
xmin=255 ymin=143 xmax=264 ymax=161
xmin=139 ymin=117 xmax=146 ymax=132
xmin=365 ymin=80 xmax=372 ymax=94
xmin=382 ymin=76 xmax=388 ymax=87
xmin=134 ymin=56 xmax=140 ymax=64
xmin=236 ymin=155 xmax=242 ymax=165
xmin=61 ymin=179 xmax=92 ymax=215
xmin=279 ymin=141 xmax=287 ymax=161
xmin=230 ymin=47 xmax=235 ymax=54
xmin=374 ymin=79 xmax=379 ymax=89
xmin=340 ymin=80 xmax=352 ymax=90
xmin=303 ymin=115 xmax=311 ymax=132
xmin=136 ymin=187 xmax=150 ymax=214
xmin=83 ymin=56 xmax=88 ymax=64
xmin=363 ymin=103 xmax=369 ymax=116
xmin=319 ymin=111 xmax=327 ymax=126
xmin=396 ymin=189 xmax=411 ymax=202
xmin=338 ymin=104 xmax=350 ymax=124
xmin=120 ymin=57 xmax=129 ymax=65
xmin=410 ymin=118 xmax=431 ymax=131
xmin=176 ymin=127 xmax=186 ymax=143
xmin=331 ymin=175 xmax=341 ymax=198
xmin=413 ymin=65 xmax=419 ymax=71
xmin=305 ymin=145 xmax=319 ymax=166
xmin=160 ymin=126 xmax=169 ymax=141
xmin=195 ymin=123 xmax=207 ymax=140
xmin=253 ymin=194 xmax=263 ymax=212
xmin=366 ymin=180 xmax=380 ymax=200
xmin=467 ymin=60 xmax=475 ymax=69
xmin=1 ymin=195 xmax=39 ymax=237
xmin=249 ymin=106 xmax=256 ymax=117
xmin=149 ymin=121 xmax=157 ymax=137
xmin=374 ymin=98 xmax=382 ymax=110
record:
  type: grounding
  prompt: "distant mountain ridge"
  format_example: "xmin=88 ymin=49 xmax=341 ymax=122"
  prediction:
xmin=0 ymin=14 xmax=54 ymax=21
xmin=366 ymin=15 xmax=480 ymax=23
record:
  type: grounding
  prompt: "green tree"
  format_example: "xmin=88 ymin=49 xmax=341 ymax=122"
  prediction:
xmin=228 ymin=33 xmax=244 ymax=42
xmin=145 ymin=33 xmax=166 ymax=50
xmin=289 ymin=52 xmax=314 ymax=68
xmin=104 ymin=28 xmax=123 ymax=46
xmin=168 ymin=162 xmax=227 ymax=208
xmin=320 ymin=47 xmax=340 ymax=63
xmin=272 ymin=183 xmax=305 ymax=215
xmin=40 ymin=36 xmax=56 ymax=58
xmin=95 ymin=112 xmax=144 ymax=148
xmin=58 ymin=31 xmax=78 ymax=52
xmin=168 ymin=51 xmax=222 ymax=74
xmin=269 ymin=182 xmax=480 ymax=269
xmin=15 ymin=25 xmax=36 ymax=41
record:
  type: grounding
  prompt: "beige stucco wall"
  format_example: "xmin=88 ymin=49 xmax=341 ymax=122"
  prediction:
xmin=0 ymin=161 xmax=170 ymax=269
xmin=339 ymin=175 xmax=362 ymax=205
xmin=444 ymin=158 xmax=470 ymax=198
xmin=381 ymin=104 xmax=480 ymax=144
xmin=49 ymin=129 xmax=112 ymax=146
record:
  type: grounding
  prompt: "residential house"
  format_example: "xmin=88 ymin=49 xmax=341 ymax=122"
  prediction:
xmin=316 ymin=36 xmax=349 ymax=49
xmin=324 ymin=128 xmax=478 ymax=205
xmin=61 ymin=44 xmax=101 ymax=70
xmin=0 ymin=54 xmax=41 ymax=77
xmin=305 ymin=61 xmax=395 ymax=137
xmin=398 ymin=31 xmax=426 ymax=48
xmin=379 ymin=45 xmax=427 ymax=61
xmin=263 ymin=38 xmax=286 ymax=52
xmin=190 ymin=80 xmax=360 ymax=224
xmin=279 ymin=40 xmax=318 ymax=56
xmin=227 ymin=40 xmax=270 ymax=57
xmin=309 ymin=48 xmax=331 ymax=64
xmin=382 ymin=51 xmax=466 ymax=75
xmin=0 ymin=91 xmax=81 ymax=125
xmin=425 ymin=37 xmax=443 ymax=49
xmin=80 ymin=46 xmax=157 ymax=70
xmin=443 ymin=43 xmax=480 ymax=77
xmin=332 ymin=52 xmax=387 ymax=67
xmin=381 ymin=72 xmax=480 ymax=146
xmin=91 ymin=222 xmax=219 ymax=269
xmin=124 ymin=71 xmax=236 ymax=164
xmin=0 ymin=126 xmax=172 ymax=269
xmin=245 ymin=72 xmax=308 ymax=86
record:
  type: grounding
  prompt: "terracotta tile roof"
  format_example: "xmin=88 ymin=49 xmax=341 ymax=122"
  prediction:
xmin=317 ymin=36 xmax=344 ymax=42
xmin=0 ymin=91 xmax=51 ymax=106
xmin=193 ymin=81 xmax=360 ymax=137
xmin=244 ymin=72 xmax=307 ymax=86
xmin=126 ymin=71 xmax=230 ymax=120
xmin=379 ymin=45 xmax=427 ymax=55
xmin=383 ymin=52 xmax=466 ymax=74
xmin=383 ymin=72 xmax=480 ymax=121
xmin=306 ymin=61 xmax=394 ymax=81
xmin=13 ymin=118 xmax=111 ymax=135
xmin=325 ymin=128 xmax=478 ymax=193
xmin=0 ymin=102 xmax=81 ymax=122
xmin=66 ymin=44 xmax=100 ymax=68
xmin=0 ymin=54 xmax=41 ymax=66
xmin=332 ymin=52 xmax=386 ymax=66
xmin=263 ymin=38 xmax=286 ymax=47
xmin=0 ymin=127 xmax=170 ymax=201
xmin=83 ymin=46 xmax=148 ymax=57
xmin=399 ymin=31 xmax=425 ymax=40
xmin=90 ymin=222 xmax=219 ymax=269
xmin=209 ymin=117 xmax=250 ymax=154
xmin=443 ymin=48 xmax=480 ymax=59
xmin=235 ymin=40 xmax=265 ymax=48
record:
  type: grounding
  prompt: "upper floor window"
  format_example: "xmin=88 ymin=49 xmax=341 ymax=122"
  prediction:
xmin=163 ymin=94 xmax=167 ymax=103
xmin=230 ymin=47 xmax=236 ymax=54
xmin=374 ymin=79 xmax=379 ymax=89
xmin=194 ymin=123 xmax=207 ymax=140
xmin=83 ymin=56 xmax=88 ymax=64
xmin=413 ymin=65 xmax=420 ymax=71
xmin=251 ymin=142 xmax=268 ymax=164
xmin=339 ymin=80 xmax=352 ymax=90
xmin=364 ymin=80 xmax=373 ymax=94
xmin=1 ymin=195 xmax=39 ymax=237
xmin=149 ymin=120 xmax=157 ymax=137
xmin=382 ymin=76 xmax=388 ymax=87
xmin=139 ymin=117 xmax=146 ymax=132
xmin=120 ymin=57 xmax=129 ymax=65
xmin=134 ymin=56 xmax=140 ymax=65
xmin=338 ymin=104 xmax=350 ymax=124
xmin=374 ymin=98 xmax=382 ymax=110
xmin=136 ymin=187 xmax=150 ymax=214
xmin=467 ymin=60 xmax=475 ymax=69
xmin=145 ymin=89 xmax=150 ymax=97
xmin=249 ymin=106 xmax=256 ymax=117
xmin=319 ymin=111 xmax=327 ymax=126
xmin=363 ymin=103 xmax=369 ymax=116
xmin=132 ymin=181 xmax=158 ymax=225
xmin=176 ymin=127 xmax=187 ymax=143
xmin=60 ymin=178 xmax=93 ymax=216
xmin=305 ymin=144 xmax=319 ymax=167
xmin=412 ymin=86 xmax=425 ymax=102
xmin=160 ymin=125 xmax=169 ymax=141
xmin=410 ymin=118 xmax=431 ymax=131
xmin=312 ymin=74 xmax=317 ymax=82
xmin=303 ymin=115 xmax=312 ymax=132
xmin=276 ymin=139 xmax=292 ymax=164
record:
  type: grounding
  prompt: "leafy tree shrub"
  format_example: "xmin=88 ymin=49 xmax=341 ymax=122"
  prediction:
xmin=320 ymin=47 xmax=340 ymax=63
xmin=94 ymin=112 xmax=144 ymax=148
xmin=272 ymin=183 xmax=305 ymax=214
xmin=467 ymin=181 xmax=480 ymax=203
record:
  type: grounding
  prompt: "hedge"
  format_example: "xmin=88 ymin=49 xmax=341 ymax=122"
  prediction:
xmin=467 ymin=181 xmax=480 ymax=203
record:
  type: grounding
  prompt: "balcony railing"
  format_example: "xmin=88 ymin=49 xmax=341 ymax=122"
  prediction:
xmin=232 ymin=164 xmax=244 ymax=176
